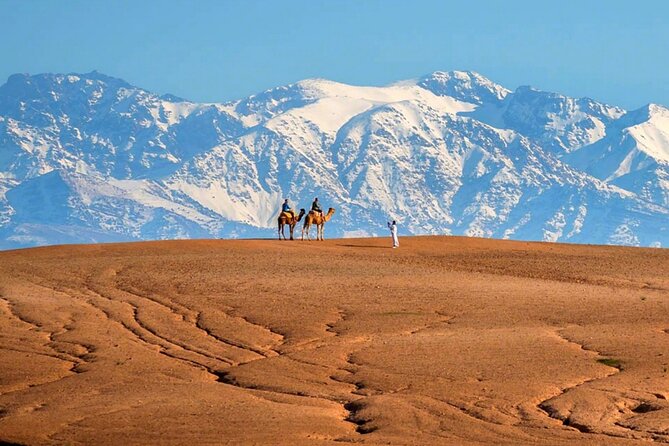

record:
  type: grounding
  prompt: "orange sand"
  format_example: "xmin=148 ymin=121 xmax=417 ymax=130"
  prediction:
xmin=0 ymin=236 xmax=668 ymax=445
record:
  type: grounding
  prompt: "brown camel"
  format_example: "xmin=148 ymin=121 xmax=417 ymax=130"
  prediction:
xmin=278 ymin=208 xmax=305 ymax=240
xmin=302 ymin=208 xmax=335 ymax=241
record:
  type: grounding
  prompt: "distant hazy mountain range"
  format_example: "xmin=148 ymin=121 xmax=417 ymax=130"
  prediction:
xmin=1 ymin=70 xmax=668 ymax=249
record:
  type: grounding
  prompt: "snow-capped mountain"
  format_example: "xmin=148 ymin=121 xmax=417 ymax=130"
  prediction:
xmin=0 ymin=70 xmax=668 ymax=249
xmin=565 ymin=103 xmax=669 ymax=208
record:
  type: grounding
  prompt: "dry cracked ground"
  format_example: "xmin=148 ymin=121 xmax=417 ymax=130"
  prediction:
xmin=0 ymin=236 xmax=668 ymax=445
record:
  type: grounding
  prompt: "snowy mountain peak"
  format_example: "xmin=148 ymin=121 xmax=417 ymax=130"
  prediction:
xmin=641 ymin=103 xmax=669 ymax=121
xmin=620 ymin=104 xmax=669 ymax=163
xmin=0 ymin=71 xmax=142 ymax=119
xmin=499 ymin=84 xmax=626 ymax=155
xmin=512 ymin=85 xmax=624 ymax=117
xmin=563 ymin=101 xmax=669 ymax=208
xmin=1 ymin=70 xmax=669 ymax=249
xmin=417 ymin=70 xmax=510 ymax=104
xmin=2 ymin=71 xmax=133 ymax=94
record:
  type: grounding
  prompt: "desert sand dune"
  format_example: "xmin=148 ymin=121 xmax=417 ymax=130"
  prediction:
xmin=0 ymin=236 xmax=668 ymax=445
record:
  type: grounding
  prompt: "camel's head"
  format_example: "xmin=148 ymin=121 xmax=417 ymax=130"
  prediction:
xmin=325 ymin=208 xmax=336 ymax=221
xmin=297 ymin=208 xmax=306 ymax=221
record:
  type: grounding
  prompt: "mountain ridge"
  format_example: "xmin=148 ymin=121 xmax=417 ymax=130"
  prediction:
xmin=0 ymin=70 xmax=668 ymax=249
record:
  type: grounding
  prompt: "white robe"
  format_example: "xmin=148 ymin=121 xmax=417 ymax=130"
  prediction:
xmin=388 ymin=222 xmax=399 ymax=247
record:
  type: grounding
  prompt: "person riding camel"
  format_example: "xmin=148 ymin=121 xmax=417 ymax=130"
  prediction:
xmin=282 ymin=199 xmax=295 ymax=220
xmin=311 ymin=197 xmax=323 ymax=218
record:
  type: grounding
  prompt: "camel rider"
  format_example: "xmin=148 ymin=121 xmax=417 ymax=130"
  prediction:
xmin=282 ymin=199 xmax=295 ymax=220
xmin=311 ymin=197 xmax=323 ymax=218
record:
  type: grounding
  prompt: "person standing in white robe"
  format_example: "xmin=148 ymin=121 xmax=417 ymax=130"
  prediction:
xmin=387 ymin=220 xmax=399 ymax=248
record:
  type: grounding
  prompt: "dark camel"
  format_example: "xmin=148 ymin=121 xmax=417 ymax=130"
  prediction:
xmin=278 ymin=208 xmax=306 ymax=240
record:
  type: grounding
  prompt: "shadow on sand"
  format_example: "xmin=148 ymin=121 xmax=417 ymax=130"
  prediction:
xmin=337 ymin=244 xmax=389 ymax=249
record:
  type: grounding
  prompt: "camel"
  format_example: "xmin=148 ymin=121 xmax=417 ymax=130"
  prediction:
xmin=302 ymin=208 xmax=335 ymax=241
xmin=278 ymin=208 xmax=306 ymax=240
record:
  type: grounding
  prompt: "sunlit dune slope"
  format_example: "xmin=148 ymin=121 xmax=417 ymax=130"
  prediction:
xmin=0 ymin=236 xmax=668 ymax=445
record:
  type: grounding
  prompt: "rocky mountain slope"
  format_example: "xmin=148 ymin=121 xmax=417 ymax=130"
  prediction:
xmin=0 ymin=70 xmax=668 ymax=249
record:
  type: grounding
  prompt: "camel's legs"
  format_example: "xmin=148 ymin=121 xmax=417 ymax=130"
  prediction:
xmin=289 ymin=224 xmax=294 ymax=241
xmin=278 ymin=223 xmax=284 ymax=240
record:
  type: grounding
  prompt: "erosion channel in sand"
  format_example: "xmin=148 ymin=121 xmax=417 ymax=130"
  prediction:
xmin=0 ymin=236 xmax=668 ymax=445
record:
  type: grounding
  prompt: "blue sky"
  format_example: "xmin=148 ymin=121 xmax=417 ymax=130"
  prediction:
xmin=1 ymin=0 xmax=668 ymax=109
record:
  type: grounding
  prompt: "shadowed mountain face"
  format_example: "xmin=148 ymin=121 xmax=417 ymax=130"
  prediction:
xmin=0 ymin=71 xmax=668 ymax=248
xmin=0 ymin=237 xmax=668 ymax=444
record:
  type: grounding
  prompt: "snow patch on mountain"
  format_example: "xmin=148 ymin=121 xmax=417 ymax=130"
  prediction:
xmin=625 ymin=104 xmax=669 ymax=163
